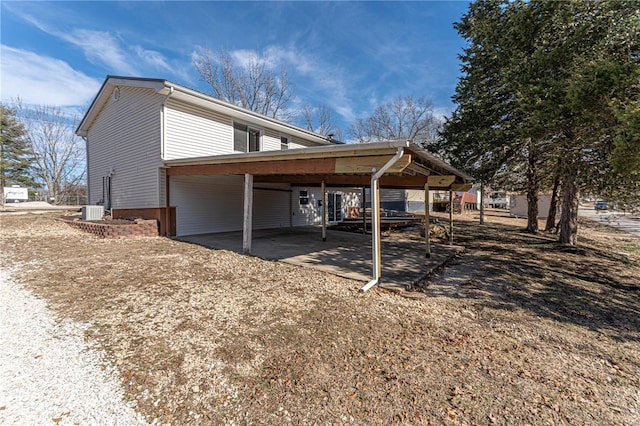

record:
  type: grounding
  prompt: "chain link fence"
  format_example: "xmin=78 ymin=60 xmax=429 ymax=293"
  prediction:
xmin=29 ymin=193 xmax=88 ymax=206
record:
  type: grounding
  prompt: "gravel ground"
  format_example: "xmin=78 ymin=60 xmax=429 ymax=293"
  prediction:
xmin=0 ymin=264 xmax=147 ymax=426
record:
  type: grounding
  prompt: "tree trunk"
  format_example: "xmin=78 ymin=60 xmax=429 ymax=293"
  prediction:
xmin=479 ymin=182 xmax=485 ymax=225
xmin=544 ymin=170 xmax=561 ymax=232
xmin=526 ymin=190 xmax=539 ymax=232
xmin=525 ymin=139 xmax=539 ymax=233
xmin=559 ymin=174 xmax=580 ymax=245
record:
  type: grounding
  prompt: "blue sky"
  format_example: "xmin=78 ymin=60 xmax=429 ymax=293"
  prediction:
xmin=1 ymin=1 xmax=470 ymax=133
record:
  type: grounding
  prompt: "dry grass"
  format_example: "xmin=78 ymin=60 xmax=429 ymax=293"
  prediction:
xmin=1 ymin=211 xmax=639 ymax=425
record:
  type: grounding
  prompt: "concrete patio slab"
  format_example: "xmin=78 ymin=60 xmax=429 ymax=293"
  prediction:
xmin=177 ymin=227 xmax=463 ymax=291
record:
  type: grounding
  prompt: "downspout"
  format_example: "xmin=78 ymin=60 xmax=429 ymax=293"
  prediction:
xmin=160 ymin=86 xmax=174 ymax=161
xmin=82 ymin=136 xmax=89 ymax=204
xmin=360 ymin=146 xmax=405 ymax=292
xmin=161 ymin=86 xmax=174 ymax=236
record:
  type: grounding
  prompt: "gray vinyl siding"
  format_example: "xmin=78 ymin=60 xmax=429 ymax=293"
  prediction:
xmin=172 ymin=175 xmax=291 ymax=236
xmin=262 ymin=128 xmax=282 ymax=151
xmin=379 ymin=188 xmax=407 ymax=211
xmin=164 ymin=100 xmax=232 ymax=159
xmin=291 ymin=187 xmax=361 ymax=226
xmin=380 ymin=189 xmax=405 ymax=202
xmin=164 ymin=99 xmax=328 ymax=159
xmin=86 ymin=86 xmax=163 ymax=209
xmin=254 ymin=187 xmax=290 ymax=228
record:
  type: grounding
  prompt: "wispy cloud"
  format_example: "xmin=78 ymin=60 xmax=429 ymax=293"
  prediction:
xmin=64 ymin=29 xmax=137 ymax=75
xmin=132 ymin=46 xmax=173 ymax=74
xmin=15 ymin=8 xmax=173 ymax=76
xmin=262 ymin=45 xmax=356 ymax=122
xmin=0 ymin=45 xmax=101 ymax=107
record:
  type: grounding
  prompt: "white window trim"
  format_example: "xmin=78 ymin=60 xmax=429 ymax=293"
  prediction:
xmin=233 ymin=121 xmax=263 ymax=153
xmin=280 ymin=134 xmax=290 ymax=150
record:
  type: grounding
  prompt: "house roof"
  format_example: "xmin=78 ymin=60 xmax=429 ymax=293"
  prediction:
xmin=165 ymin=140 xmax=473 ymax=190
xmin=76 ymin=75 xmax=332 ymax=145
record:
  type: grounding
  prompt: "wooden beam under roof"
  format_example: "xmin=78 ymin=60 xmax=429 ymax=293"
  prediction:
xmin=165 ymin=144 xmax=404 ymax=167
xmin=427 ymin=175 xmax=456 ymax=187
xmin=451 ymin=183 xmax=473 ymax=192
xmin=166 ymin=154 xmax=414 ymax=178
xmin=334 ymin=154 xmax=412 ymax=174
xmin=166 ymin=158 xmax=337 ymax=176
xmin=405 ymin=161 xmax=432 ymax=176
xmin=252 ymin=174 xmax=463 ymax=189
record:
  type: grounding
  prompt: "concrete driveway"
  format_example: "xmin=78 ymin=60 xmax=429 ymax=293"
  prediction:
xmin=178 ymin=226 xmax=462 ymax=291
xmin=579 ymin=206 xmax=640 ymax=238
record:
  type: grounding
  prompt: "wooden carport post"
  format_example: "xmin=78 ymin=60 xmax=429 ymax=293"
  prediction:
xmin=165 ymin=172 xmax=171 ymax=236
xmin=243 ymin=174 xmax=253 ymax=254
xmin=372 ymin=175 xmax=382 ymax=278
xmin=449 ymin=188 xmax=454 ymax=245
xmin=361 ymin=187 xmax=367 ymax=234
xmin=321 ymin=179 xmax=327 ymax=242
xmin=424 ymin=183 xmax=430 ymax=258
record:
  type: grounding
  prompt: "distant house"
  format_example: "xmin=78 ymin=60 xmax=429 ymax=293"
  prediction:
xmin=510 ymin=194 xmax=555 ymax=219
xmin=487 ymin=191 xmax=509 ymax=208
xmin=378 ymin=188 xmax=478 ymax=213
xmin=77 ymin=76 xmax=471 ymax=243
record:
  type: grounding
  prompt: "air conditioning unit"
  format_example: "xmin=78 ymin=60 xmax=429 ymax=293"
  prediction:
xmin=82 ymin=205 xmax=104 ymax=221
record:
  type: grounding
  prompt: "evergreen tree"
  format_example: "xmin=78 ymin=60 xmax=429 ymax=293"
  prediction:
xmin=442 ymin=0 xmax=640 ymax=244
xmin=0 ymin=104 xmax=35 ymax=195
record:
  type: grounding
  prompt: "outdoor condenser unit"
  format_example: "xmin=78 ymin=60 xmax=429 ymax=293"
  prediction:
xmin=82 ymin=205 xmax=104 ymax=221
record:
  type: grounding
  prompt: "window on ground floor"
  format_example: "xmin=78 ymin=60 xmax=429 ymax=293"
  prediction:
xmin=299 ymin=190 xmax=309 ymax=206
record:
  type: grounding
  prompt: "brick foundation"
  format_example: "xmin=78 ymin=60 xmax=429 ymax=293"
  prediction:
xmin=60 ymin=217 xmax=159 ymax=239
xmin=112 ymin=208 xmax=176 ymax=236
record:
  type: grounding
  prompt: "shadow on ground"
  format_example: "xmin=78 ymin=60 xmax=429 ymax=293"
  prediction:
xmin=425 ymin=217 xmax=640 ymax=342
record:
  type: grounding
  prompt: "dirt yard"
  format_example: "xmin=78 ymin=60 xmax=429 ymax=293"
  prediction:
xmin=1 ymin=211 xmax=639 ymax=425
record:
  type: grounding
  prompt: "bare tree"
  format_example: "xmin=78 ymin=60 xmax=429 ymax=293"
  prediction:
xmin=193 ymin=47 xmax=293 ymax=120
xmin=300 ymin=104 xmax=343 ymax=141
xmin=15 ymin=101 xmax=85 ymax=205
xmin=348 ymin=96 xmax=440 ymax=147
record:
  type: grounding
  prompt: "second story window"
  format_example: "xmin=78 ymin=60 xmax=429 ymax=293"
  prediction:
xmin=281 ymin=135 xmax=289 ymax=150
xmin=234 ymin=122 xmax=261 ymax=153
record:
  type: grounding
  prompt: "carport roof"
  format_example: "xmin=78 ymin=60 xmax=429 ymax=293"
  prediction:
xmin=164 ymin=140 xmax=473 ymax=190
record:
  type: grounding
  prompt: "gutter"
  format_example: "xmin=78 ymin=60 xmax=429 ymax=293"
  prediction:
xmin=360 ymin=146 xmax=406 ymax=292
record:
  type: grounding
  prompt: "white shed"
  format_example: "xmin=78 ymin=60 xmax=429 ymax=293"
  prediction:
xmin=510 ymin=194 xmax=554 ymax=219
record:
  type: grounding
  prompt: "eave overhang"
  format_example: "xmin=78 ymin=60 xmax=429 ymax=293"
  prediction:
xmin=164 ymin=140 xmax=472 ymax=190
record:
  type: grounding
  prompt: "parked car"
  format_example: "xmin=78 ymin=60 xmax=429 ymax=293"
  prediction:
xmin=595 ymin=200 xmax=609 ymax=210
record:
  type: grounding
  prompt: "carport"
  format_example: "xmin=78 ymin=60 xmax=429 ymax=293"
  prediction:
xmin=165 ymin=140 xmax=472 ymax=291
